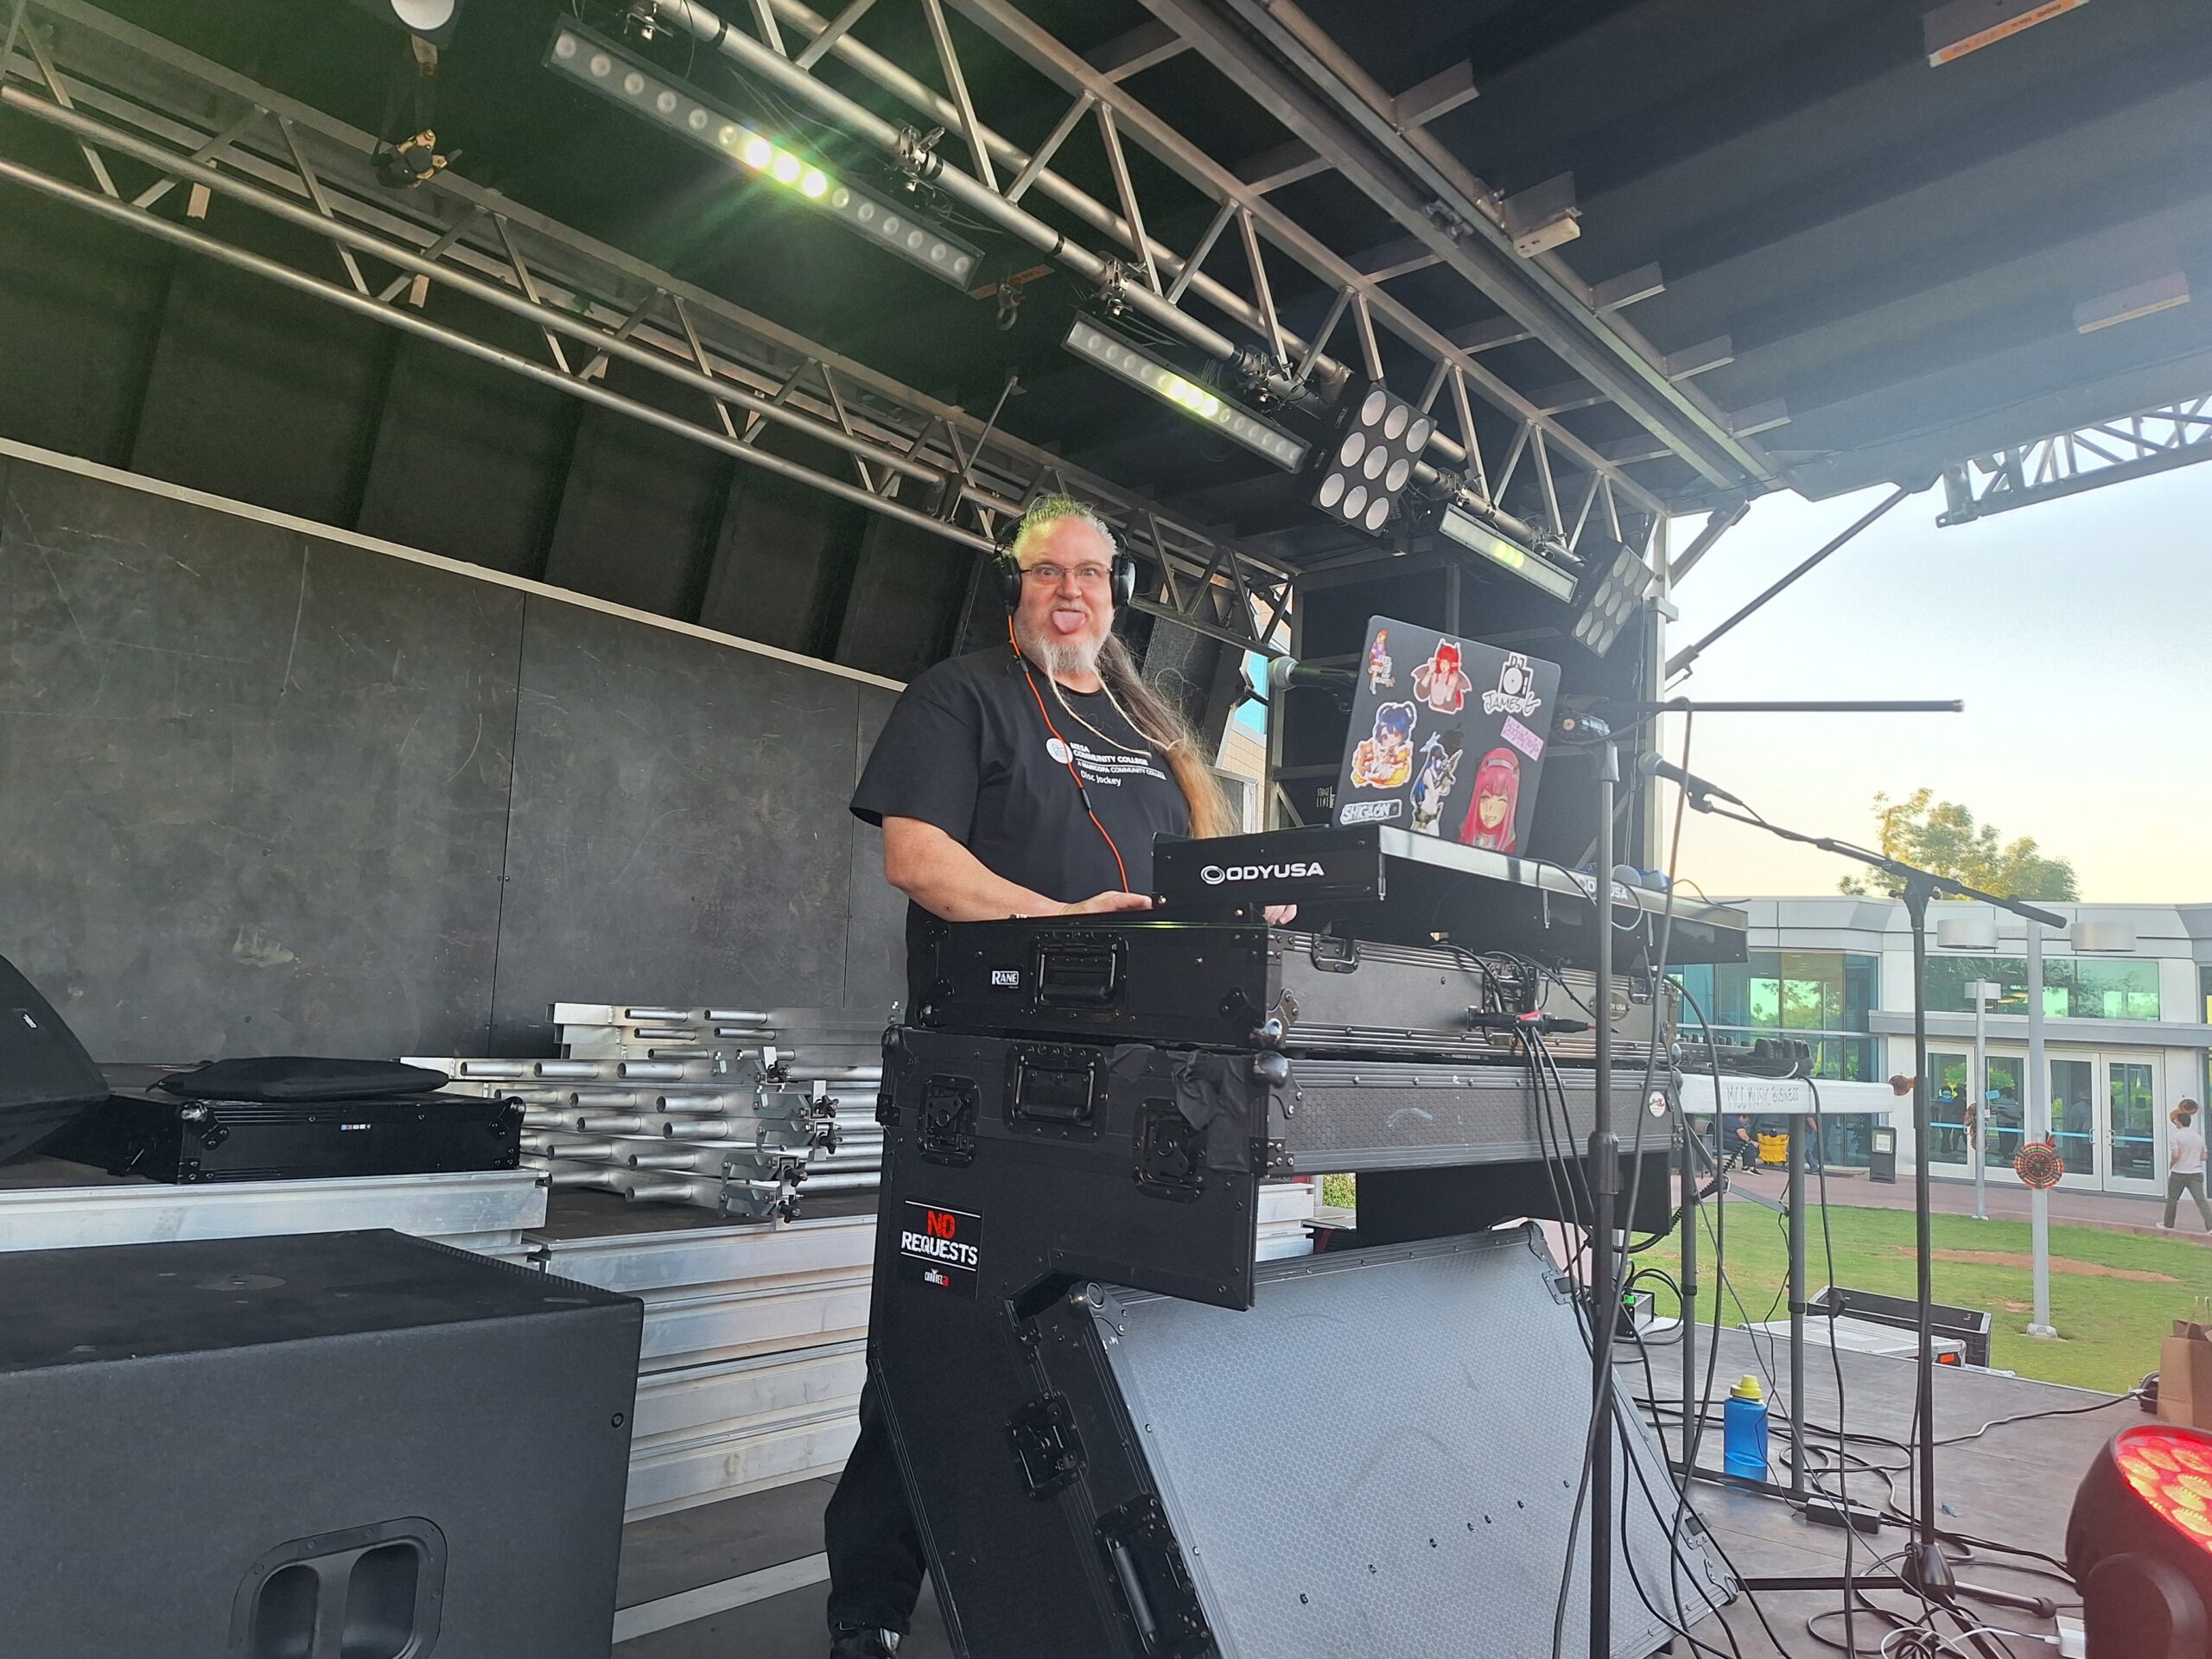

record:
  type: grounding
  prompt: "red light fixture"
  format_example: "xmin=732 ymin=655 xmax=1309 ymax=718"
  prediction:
xmin=2067 ymin=1424 xmax=2212 ymax=1657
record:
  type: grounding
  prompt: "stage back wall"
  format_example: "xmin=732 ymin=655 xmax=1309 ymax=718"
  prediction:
xmin=0 ymin=446 xmax=905 ymax=1060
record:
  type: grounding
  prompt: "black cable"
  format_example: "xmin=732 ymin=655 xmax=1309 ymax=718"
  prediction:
xmin=1936 ymin=1392 xmax=2133 ymax=1446
xmin=1808 ymin=1074 xmax=1860 ymax=1658
xmin=1620 ymin=1320 xmax=1747 ymax=1659
xmin=1671 ymin=980 xmax=1758 ymax=1632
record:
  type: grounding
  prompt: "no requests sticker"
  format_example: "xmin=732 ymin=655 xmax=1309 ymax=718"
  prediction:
xmin=897 ymin=1200 xmax=983 ymax=1299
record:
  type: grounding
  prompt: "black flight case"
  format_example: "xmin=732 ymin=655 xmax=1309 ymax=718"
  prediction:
xmin=911 ymin=917 xmax=1673 ymax=1065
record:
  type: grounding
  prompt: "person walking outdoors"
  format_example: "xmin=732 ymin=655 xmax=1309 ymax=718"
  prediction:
xmin=2164 ymin=1099 xmax=2211 ymax=1233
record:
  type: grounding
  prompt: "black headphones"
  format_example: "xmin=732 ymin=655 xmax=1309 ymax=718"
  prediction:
xmin=996 ymin=518 xmax=1138 ymax=610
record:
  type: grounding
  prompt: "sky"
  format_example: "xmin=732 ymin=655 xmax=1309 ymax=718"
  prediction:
xmin=1653 ymin=459 xmax=2212 ymax=903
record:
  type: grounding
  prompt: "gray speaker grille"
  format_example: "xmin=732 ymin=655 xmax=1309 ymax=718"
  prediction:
xmin=1096 ymin=1230 xmax=1732 ymax=1659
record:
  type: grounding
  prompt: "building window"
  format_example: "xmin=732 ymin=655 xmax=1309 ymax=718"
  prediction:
xmin=1923 ymin=955 xmax=2159 ymax=1020
xmin=1674 ymin=950 xmax=1878 ymax=1083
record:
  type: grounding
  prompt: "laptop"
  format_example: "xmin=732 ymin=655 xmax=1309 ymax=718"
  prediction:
xmin=1331 ymin=615 xmax=1561 ymax=854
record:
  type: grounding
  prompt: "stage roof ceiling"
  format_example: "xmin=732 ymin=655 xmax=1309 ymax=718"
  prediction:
xmin=45 ymin=0 xmax=2212 ymax=563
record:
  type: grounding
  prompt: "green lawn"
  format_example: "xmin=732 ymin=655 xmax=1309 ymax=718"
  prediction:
xmin=1634 ymin=1199 xmax=2210 ymax=1395
xmin=1317 ymin=1173 xmax=2208 ymax=1394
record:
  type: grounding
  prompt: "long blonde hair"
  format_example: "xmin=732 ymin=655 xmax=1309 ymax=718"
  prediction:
xmin=1008 ymin=497 xmax=1237 ymax=841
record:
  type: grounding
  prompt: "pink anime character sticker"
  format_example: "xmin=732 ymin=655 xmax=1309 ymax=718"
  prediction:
xmin=1349 ymin=700 xmax=1418 ymax=791
xmin=1459 ymin=747 xmax=1522 ymax=852
xmin=1410 ymin=639 xmax=1473 ymax=715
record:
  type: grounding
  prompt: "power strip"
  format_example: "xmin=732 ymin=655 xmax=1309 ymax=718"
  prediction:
xmin=1802 ymin=1494 xmax=1885 ymax=1535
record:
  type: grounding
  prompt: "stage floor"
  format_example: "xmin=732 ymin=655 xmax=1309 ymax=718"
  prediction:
xmin=611 ymin=1327 xmax=2123 ymax=1659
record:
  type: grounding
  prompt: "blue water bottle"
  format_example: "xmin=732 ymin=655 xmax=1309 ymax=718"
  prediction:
xmin=1723 ymin=1374 xmax=1770 ymax=1482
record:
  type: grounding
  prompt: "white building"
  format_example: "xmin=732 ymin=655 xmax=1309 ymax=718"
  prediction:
xmin=1675 ymin=897 xmax=2212 ymax=1196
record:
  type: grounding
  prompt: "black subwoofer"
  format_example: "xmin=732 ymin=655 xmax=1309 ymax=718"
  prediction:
xmin=0 ymin=1229 xmax=643 ymax=1657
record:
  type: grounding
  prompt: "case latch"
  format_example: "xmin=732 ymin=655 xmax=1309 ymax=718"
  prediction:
xmin=1007 ymin=1393 xmax=1085 ymax=1498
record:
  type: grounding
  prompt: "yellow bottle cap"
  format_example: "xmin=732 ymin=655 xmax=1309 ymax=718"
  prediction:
xmin=1731 ymin=1374 xmax=1764 ymax=1402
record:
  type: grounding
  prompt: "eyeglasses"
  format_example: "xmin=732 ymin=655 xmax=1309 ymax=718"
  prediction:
xmin=1021 ymin=562 xmax=1113 ymax=588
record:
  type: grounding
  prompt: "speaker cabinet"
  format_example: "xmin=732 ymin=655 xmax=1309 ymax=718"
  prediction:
xmin=0 ymin=1229 xmax=643 ymax=1657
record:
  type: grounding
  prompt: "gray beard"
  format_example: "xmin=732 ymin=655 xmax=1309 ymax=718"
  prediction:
xmin=1014 ymin=617 xmax=1103 ymax=682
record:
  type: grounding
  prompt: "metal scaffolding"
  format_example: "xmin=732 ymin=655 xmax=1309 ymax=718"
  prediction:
xmin=651 ymin=0 xmax=1734 ymax=563
xmin=1937 ymin=396 xmax=2212 ymax=524
xmin=0 ymin=0 xmax=1296 ymax=654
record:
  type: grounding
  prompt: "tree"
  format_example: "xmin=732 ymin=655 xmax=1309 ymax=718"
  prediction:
xmin=1836 ymin=787 xmax=2080 ymax=900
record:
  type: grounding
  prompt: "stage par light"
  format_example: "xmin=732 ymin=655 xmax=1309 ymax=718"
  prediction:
xmin=545 ymin=23 xmax=982 ymax=289
xmin=346 ymin=0 xmax=464 ymax=44
xmin=1062 ymin=317 xmax=1308 ymax=470
xmin=1310 ymin=382 xmax=1433 ymax=537
xmin=2066 ymin=1424 xmax=2212 ymax=1658
xmin=1569 ymin=537 xmax=1651 ymax=657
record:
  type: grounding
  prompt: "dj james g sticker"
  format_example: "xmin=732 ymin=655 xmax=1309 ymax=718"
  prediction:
xmin=897 ymin=1201 xmax=982 ymax=1298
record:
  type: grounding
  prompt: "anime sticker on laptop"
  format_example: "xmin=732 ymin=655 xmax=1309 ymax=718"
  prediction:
xmin=1409 ymin=732 xmax=1462 ymax=835
xmin=1364 ymin=627 xmax=1395 ymax=693
xmin=1410 ymin=639 xmax=1472 ymax=714
xmin=1348 ymin=700 xmax=1417 ymax=791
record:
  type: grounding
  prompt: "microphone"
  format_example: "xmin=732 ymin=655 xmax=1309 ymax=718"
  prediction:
xmin=1637 ymin=750 xmax=1748 ymax=808
xmin=1266 ymin=655 xmax=1357 ymax=693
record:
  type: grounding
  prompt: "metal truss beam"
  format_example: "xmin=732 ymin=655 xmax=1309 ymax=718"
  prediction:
xmin=0 ymin=0 xmax=1292 ymax=655
xmin=1147 ymin=0 xmax=1777 ymax=496
xmin=737 ymin=0 xmax=1668 ymax=563
xmin=1936 ymin=397 xmax=2212 ymax=524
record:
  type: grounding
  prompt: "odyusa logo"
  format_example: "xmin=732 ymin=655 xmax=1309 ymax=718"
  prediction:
xmin=1198 ymin=861 xmax=1325 ymax=885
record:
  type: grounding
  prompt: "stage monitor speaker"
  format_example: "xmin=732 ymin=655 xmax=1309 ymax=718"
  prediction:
xmin=877 ymin=1224 xmax=1734 ymax=1658
xmin=0 ymin=952 xmax=108 ymax=1163
xmin=0 ymin=1228 xmax=644 ymax=1658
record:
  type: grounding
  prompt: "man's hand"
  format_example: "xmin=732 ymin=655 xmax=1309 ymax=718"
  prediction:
xmin=1263 ymin=905 xmax=1299 ymax=925
xmin=1058 ymin=890 xmax=1154 ymax=916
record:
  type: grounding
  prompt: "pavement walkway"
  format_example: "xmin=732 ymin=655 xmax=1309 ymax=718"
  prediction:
xmin=1727 ymin=1161 xmax=2212 ymax=1243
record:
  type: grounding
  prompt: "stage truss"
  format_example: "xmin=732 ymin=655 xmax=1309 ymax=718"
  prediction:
xmin=639 ymin=0 xmax=1738 ymax=566
xmin=0 ymin=0 xmax=1296 ymax=654
xmin=1938 ymin=395 xmax=2212 ymax=524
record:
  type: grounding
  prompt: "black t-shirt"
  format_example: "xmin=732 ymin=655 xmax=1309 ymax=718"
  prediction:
xmin=851 ymin=646 xmax=1191 ymax=1003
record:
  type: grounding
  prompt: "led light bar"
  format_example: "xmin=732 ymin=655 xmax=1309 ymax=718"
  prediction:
xmin=1062 ymin=317 xmax=1307 ymax=471
xmin=546 ymin=25 xmax=982 ymax=288
xmin=1437 ymin=504 xmax=1576 ymax=601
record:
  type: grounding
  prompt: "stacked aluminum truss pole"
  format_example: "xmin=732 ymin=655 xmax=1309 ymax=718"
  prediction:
xmin=411 ymin=1003 xmax=889 ymax=1221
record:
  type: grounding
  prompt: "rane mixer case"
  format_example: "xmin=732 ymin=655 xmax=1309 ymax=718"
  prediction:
xmin=874 ymin=1027 xmax=1727 ymax=1658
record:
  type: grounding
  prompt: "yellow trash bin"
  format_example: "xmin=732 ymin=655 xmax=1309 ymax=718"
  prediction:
xmin=1757 ymin=1132 xmax=1789 ymax=1166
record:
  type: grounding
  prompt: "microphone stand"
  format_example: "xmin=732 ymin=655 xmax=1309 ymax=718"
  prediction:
xmin=1549 ymin=695 xmax=1964 ymax=1659
xmin=1679 ymin=788 xmax=2063 ymax=1648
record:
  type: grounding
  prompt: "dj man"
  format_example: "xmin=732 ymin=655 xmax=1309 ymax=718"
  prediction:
xmin=828 ymin=495 xmax=1279 ymax=1657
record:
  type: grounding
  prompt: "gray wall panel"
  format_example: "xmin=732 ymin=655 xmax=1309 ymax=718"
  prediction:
xmin=0 ymin=462 xmax=518 ymax=1059
xmin=842 ymin=683 xmax=906 ymax=1017
xmin=489 ymin=595 xmax=863 ymax=1053
xmin=0 ymin=452 xmax=904 ymax=1063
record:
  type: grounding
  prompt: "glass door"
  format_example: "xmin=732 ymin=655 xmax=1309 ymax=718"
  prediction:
xmin=1928 ymin=1052 xmax=1970 ymax=1171
xmin=1982 ymin=1055 xmax=2026 ymax=1169
xmin=2050 ymin=1058 xmax=2100 ymax=1187
xmin=1927 ymin=1051 xmax=2027 ymax=1179
xmin=2104 ymin=1057 xmax=2163 ymax=1194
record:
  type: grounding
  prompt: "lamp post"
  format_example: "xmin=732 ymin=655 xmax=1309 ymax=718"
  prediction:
xmin=1964 ymin=980 xmax=2004 ymax=1221
xmin=2024 ymin=924 xmax=2056 ymax=1338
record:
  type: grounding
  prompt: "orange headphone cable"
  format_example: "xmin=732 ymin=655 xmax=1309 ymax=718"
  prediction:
xmin=1010 ymin=634 xmax=1134 ymax=894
